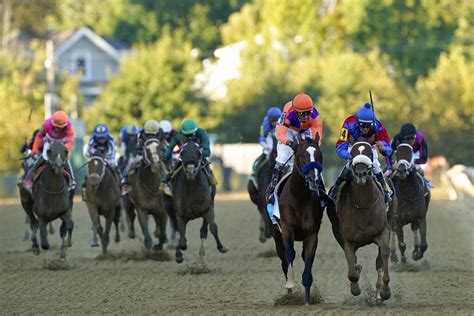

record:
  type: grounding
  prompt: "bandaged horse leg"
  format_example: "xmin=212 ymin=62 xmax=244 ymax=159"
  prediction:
xmin=65 ymin=159 xmax=76 ymax=190
xmin=283 ymin=238 xmax=296 ymax=292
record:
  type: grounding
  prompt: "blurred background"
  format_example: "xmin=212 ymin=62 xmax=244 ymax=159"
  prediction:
xmin=0 ymin=0 xmax=472 ymax=198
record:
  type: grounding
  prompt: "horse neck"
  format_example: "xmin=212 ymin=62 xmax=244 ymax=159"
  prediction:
xmin=139 ymin=164 xmax=161 ymax=188
xmin=43 ymin=164 xmax=66 ymax=190
xmin=98 ymin=167 xmax=115 ymax=189
xmin=288 ymin=166 xmax=311 ymax=200
xmin=348 ymin=177 xmax=378 ymax=203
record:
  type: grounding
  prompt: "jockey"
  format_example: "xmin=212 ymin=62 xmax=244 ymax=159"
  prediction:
xmin=118 ymin=124 xmax=140 ymax=159
xmin=121 ymin=119 xmax=162 ymax=193
xmin=85 ymin=124 xmax=117 ymax=167
xmin=266 ymin=93 xmax=327 ymax=211
xmin=159 ymin=119 xmax=216 ymax=196
xmin=388 ymin=123 xmax=433 ymax=188
xmin=158 ymin=120 xmax=177 ymax=143
xmin=249 ymin=106 xmax=282 ymax=185
xmin=330 ymin=103 xmax=392 ymax=203
xmin=25 ymin=111 xmax=75 ymax=190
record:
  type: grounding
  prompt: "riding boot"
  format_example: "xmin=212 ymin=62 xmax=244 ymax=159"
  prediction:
xmin=375 ymin=171 xmax=392 ymax=204
xmin=159 ymin=163 xmax=175 ymax=196
xmin=329 ymin=163 xmax=351 ymax=201
xmin=266 ymin=163 xmax=285 ymax=205
xmin=318 ymin=177 xmax=331 ymax=208
xmin=65 ymin=160 xmax=76 ymax=191
xmin=25 ymin=156 xmax=45 ymax=190
xmin=250 ymin=153 xmax=268 ymax=185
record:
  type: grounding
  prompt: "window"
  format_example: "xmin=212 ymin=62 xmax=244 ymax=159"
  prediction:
xmin=76 ymin=58 xmax=86 ymax=76
xmin=71 ymin=51 xmax=91 ymax=81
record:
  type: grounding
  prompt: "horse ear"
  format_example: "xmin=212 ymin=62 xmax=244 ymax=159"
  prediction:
xmin=314 ymin=132 xmax=320 ymax=145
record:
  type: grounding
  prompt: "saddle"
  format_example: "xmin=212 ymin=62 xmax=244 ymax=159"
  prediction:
xmin=27 ymin=164 xmax=73 ymax=189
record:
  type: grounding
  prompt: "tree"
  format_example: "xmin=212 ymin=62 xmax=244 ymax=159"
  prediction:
xmin=84 ymin=32 xmax=209 ymax=134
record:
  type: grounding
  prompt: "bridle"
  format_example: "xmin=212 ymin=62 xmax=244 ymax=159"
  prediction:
xmin=88 ymin=156 xmax=106 ymax=183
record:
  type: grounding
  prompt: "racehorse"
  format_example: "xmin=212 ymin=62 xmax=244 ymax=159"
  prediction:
xmin=335 ymin=141 xmax=396 ymax=301
xmin=270 ymin=135 xmax=343 ymax=305
xmin=390 ymin=143 xmax=431 ymax=263
xmin=247 ymin=134 xmax=277 ymax=243
xmin=84 ymin=155 xmax=122 ymax=254
xmin=167 ymin=140 xmax=228 ymax=264
xmin=22 ymin=141 xmax=74 ymax=260
xmin=127 ymin=138 xmax=169 ymax=257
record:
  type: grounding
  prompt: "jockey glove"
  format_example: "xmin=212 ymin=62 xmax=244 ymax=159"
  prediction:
xmin=287 ymin=140 xmax=298 ymax=152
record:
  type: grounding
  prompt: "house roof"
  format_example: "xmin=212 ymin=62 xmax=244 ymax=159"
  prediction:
xmin=53 ymin=27 xmax=129 ymax=62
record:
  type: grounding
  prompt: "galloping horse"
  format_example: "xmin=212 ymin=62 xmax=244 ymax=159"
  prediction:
xmin=167 ymin=140 xmax=227 ymax=264
xmin=21 ymin=141 xmax=74 ymax=260
xmin=270 ymin=135 xmax=342 ymax=305
xmin=247 ymin=134 xmax=277 ymax=243
xmin=390 ymin=143 xmax=431 ymax=263
xmin=336 ymin=141 xmax=396 ymax=301
xmin=84 ymin=155 xmax=122 ymax=254
xmin=128 ymin=138 xmax=169 ymax=257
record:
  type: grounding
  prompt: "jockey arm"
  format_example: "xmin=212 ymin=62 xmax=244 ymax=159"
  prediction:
xmin=84 ymin=138 xmax=95 ymax=158
xmin=259 ymin=116 xmax=270 ymax=146
xmin=164 ymin=134 xmax=179 ymax=160
xmin=310 ymin=115 xmax=323 ymax=146
xmin=415 ymin=136 xmax=428 ymax=164
xmin=374 ymin=122 xmax=392 ymax=157
xmin=105 ymin=136 xmax=117 ymax=162
xmin=196 ymin=128 xmax=211 ymax=158
xmin=31 ymin=125 xmax=47 ymax=154
xmin=335 ymin=120 xmax=352 ymax=160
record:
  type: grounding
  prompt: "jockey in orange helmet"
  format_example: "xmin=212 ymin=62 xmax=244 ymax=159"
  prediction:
xmin=266 ymin=93 xmax=328 ymax=223
xmin=25 ymin=111 xmax=76 ymax=191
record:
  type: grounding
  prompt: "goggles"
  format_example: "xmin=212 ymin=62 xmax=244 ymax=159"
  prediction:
xmin=52 ymin=119 xmax=67 ymax=128
xmin=402 ymin=135 xmax=416 ymax=141
xmin=297 ymin=110 xmax=312 ymax=119
xmin=357 ymin=121 xmax=374 ymax=129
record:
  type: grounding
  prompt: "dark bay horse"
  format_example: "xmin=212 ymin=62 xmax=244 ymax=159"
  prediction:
xmin=85 ymin=156 xmax=122 ymax=254
xmin=23 ymin=141 xmax=74 ymax=260
xmin=168 ymin=141 xmax=228 ymax=264
xmin=128 ymin=138 xmax=169 ymax=257
xmin=271 ymin=135 xmax=343 ymax=305
xmin=390 ymin=143 xmax=431 ymax=263
xmin=247 ymin=134 xmax=277 ymax=243
xmin=336 ymin=141 xmax=396 ymax=301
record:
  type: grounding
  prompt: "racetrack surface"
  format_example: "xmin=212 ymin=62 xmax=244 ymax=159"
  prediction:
xmin=0 ymin=194 xmax=472 ymax=315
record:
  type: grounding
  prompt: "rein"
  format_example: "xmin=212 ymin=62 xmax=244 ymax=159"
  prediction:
xmin=38 ymin=167 xmax=68 ymax=195
xmin=88 ymin=156 xmax=106 ymax=181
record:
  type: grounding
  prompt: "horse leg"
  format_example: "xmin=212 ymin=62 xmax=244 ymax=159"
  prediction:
xmin=258 ymin=211 xmax=267 ymax=243
xmin=30 ymin=215 xmax=40 ymax=255
xmin=101 ymin=210 xmax=114 ymax=255
xmin=203 ymin=209 xmax=228 ymax=253
xmin=415 ymin=217 xmax=428 ymax=260
xmin=87 ymin=203 xmax=101 ymax=248
xmin=23 ymin=215 xmax=30 ymax=241
xmin=152 ymin=211 xmax=167 ymax=251
xmin=411 ymin=222 xmax=421 ymax=260
xmin=114 ymin=205 xmax=121 ymax=243
xmin=38 ymin=217 xmax=49 ymax=250
xmin=302 ymin=234 xmax=318 ymax=305
xmin=390 ymin=228 xmax=398 ymax=263
xmin=282 ymin=238 xmax=296 ymax=293
xmin=326 ymin=202 xmax=344 ymax=250
xmin=343 ymin=241 xmax=361 ymax=296
xmin=124 ymin=198 xmax=136 ymax=239
xmin=199 ymin=219 xmax=209 ymax=258
xmin=375 ymin=228 xmax=391 ymax=300
xmin=175 ymin=216 xmax=186 ymax=264
xmin=48 ymin=222 xmax=55 ymax=235
xmin=136 ymin=209 xmax=152 ymax=257
xmin=396 ymin=225 xmax=407 ymax=263
xmin=59 ymin=220 xmax=68 ymax=261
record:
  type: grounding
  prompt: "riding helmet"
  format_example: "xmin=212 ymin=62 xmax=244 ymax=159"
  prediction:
xmin=400 ymin=123 xmax=417 ymax=138
xmin=181 ymin=119 xmax=198 ymax=135
xmin=292 ymin=93 xmax=313 ymax=112
xmin=52 ymin=111 xmax=69 ymax=128
xmin=159 ymin=120 xmax=173 ymax=133
xmin=144 ymin=120 xmax=160 ymax=134
xmin=93 ymin=123 xmax=109 ymax=138
xmin=355 ymin=103 xmax=375 ymax=124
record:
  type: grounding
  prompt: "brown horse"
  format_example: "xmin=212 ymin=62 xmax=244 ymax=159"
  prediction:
xmin=336 ymin=141 xmax=396 ymax=301
xmin=270 ymin=135 xmax=343 ymax=305
xmin=128 ymin=138 xmax=169 ymax=257
xmin=247 ymin=134 xmax=277 ymax=243
xmin=390 ymin=143 xmax=430 ymax=263
xmin=84 ymin=156 xmax=122 ymax=254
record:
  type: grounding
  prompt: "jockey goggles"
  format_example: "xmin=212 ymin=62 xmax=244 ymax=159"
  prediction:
xmin=357 ymin=121 xmax=374 ymax=129
xmin=402 ymin=135 xmax=415 ymax=141
xmin=296 ymin=110 xmax=312 ymax=120
xmin=52 ymin=119 xmax=67 ymax=128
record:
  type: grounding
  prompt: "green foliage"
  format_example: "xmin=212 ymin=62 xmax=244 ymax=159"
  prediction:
xmin=84 ymin=32 xmax=208 ymax=134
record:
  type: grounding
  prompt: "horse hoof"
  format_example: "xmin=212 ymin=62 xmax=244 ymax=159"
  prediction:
xmin=218 ymin=246 xmax=229 ymax=254
xmin=380 ymin=290 xmax=391 ymax=301
xmin=401 ymin=256 xmax=407 ymax=263
xmin=115 ymin=236 xmax=121 ymax=243
xmin=91 ymin=240 xmax=100 ymax=247
xmin=33 ymin=248 xmax=40 ymax=256
xmin=153 ymin=244 xmax=163 ymax=251
xmin=65 ymin=240 xmax=72 ymax=248
xmin=355 ymin=264 xmax=362 ymax=273
xmin=128 ymin=232 xmax=136 ymax=239
xmin=180 ymin=244 xmax=187 ymax=251
xmin=176 ymin=256 xmax=184 ymax=264
xmin=350 ymin=283 xmax=361 ymax=296
xmin=22 ymin=233 xmax=30 ymax=241
xmin=412 ymin=250 xmax=422 ymax=261
xmin=259 ymin=235 xmax=267 ymax=243
xmin=390 ymin=253 xmax=398 ymax=263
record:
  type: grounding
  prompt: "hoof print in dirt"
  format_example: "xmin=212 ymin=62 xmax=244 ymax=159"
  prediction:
xmin=43 ymin=259 xmax=73 ymax=271
xmin=274 ymin=288 xmax=324 ymax=306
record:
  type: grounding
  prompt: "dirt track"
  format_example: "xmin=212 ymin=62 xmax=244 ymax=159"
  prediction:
xmin=0 ymin=194 xmax=473 ymax=315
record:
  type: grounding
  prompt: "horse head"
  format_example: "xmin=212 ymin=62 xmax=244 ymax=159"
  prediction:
xmin=87 ymin=155 xmax=106 ymax=189
xmin=179 ymin=141 xmax=203 ymax=181
xmin=294 ymin=133 xmax=323 ymax=194
xmin=395 ymin=143 xmax=414 ymax=179
xmin=350 ymin=141 xmax=373 ymax=185
xmin=143 ymin=138 xmax=162 ymax=173
xmin=47 ymin=141 xmax=67 ymax=175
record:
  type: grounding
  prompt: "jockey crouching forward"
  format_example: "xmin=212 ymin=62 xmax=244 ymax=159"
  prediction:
xmin=266 ymin=93 xmax=330 ymax=222
xmin=25 ymin=111 xmax=75 ymax=191
xmin=249 ymin=106 xmax=282 ymax=186
xmin=330 ymin=103 xmax=393 ymax=203
xmin=121 ymin=119 xmax=165 ymax=193
xmin=387 ymin=123 xmax=433 ymax=189
xmin=159 ymin=119 xmax=216 ymax=196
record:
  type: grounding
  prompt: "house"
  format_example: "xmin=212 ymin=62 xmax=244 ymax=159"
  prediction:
xmin=52 ymin=27 xmax=130 ymax=105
